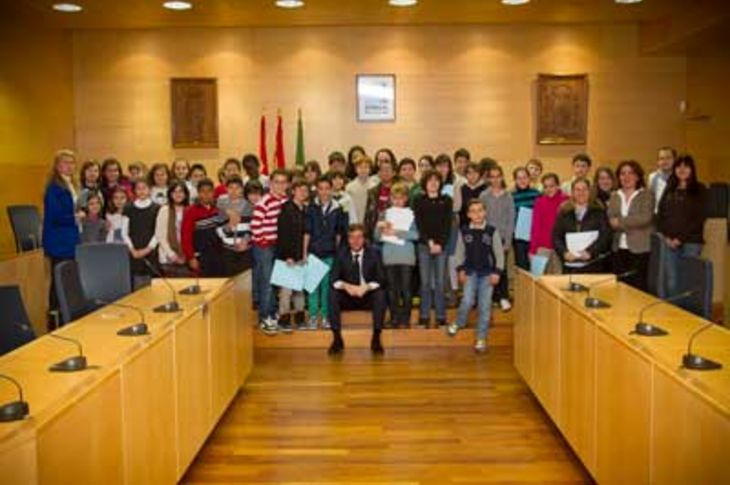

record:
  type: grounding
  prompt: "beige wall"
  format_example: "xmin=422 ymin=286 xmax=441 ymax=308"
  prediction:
xmin=0 ymin=18 xmax=75 ymax=257
xmin=72 ymin=24 xmax=686 ymax=180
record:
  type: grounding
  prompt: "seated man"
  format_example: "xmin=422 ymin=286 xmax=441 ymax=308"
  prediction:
xmin=328 ymin=223 xmax=386 ymax=356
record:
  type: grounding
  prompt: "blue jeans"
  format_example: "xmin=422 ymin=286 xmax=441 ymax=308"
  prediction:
xmin=455 ymin=273 xmax=495 ymax=340
xmin=252 ymin=246 xmax=276 ymax=321
xmin=417 ymin=244 xmax=447 ymax=320
xmin=664 ymin=242 xmax=702 ymax=298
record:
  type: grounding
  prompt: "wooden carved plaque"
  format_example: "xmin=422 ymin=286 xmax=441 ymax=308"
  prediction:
xmin=536 ymin=74 xmax=588 ymax=145
xmin=171 ymin=78 xmax=219 ymax=148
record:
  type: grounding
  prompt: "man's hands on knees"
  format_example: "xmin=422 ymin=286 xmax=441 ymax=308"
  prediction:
xmin=343 ymin=283 xmax=370 ymax=298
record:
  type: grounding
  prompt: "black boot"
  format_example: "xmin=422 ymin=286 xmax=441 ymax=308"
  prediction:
xmin=328 ymin=330 xmax=344 ymax=356
xmin=370 ymin=329 xmax=384 ymax=355
xmin=294 ymin=311 xmax=306 ymax=330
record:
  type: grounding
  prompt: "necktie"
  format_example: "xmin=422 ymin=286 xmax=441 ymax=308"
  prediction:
xmin=353 ymin=253 xmax=361 ymax=284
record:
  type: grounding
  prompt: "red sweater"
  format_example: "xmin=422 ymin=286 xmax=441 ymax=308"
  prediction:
xmin=528 ymin=191 xmax=569 ymax=255
xmin=251 ymin=192 xmax=287 ymax=249
xmin=214 ymin=184 xmax=228 ymax=199
xmin=181 ymin=203 xmax=218 ymax=260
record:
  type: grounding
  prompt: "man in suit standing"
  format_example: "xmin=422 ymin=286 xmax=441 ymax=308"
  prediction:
xmin=328 ymin=223 xmax=387 ymax=356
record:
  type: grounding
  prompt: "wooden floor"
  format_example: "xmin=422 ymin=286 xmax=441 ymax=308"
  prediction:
xmin=182 ymin=347 xmax=591 ymax=484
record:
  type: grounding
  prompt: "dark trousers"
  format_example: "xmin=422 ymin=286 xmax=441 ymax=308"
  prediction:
xmin=48 ymin=256 xmax=72 ymax=330
xmin=492 ymin=251 xmax=509 ymax=302
xmin=222 ymin=248 xmax=251 ymax=277
xmin=329 ymin=287 xmax=386 ymax=332
xmin=613 ymin=249 xmax=649 ymax=292
xmin=513 ymin=240 xmax=530 ymax=271
xmin=385 ymin=265 xmax=413 ymax=324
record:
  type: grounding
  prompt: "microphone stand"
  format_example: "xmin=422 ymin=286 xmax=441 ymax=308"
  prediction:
xmin=143 ymin=259 xmax=182 ymax=313
xmin=630 ymin=290 xmax=696 ymax=337
xmin=48 ymin=333 xmax=88 ymax=372
xmin=95 ymin=299 xmax=149 ymax=336
xmin=0 ymin=374 xmax=29 ymax=422
xmin=584 ymin=271 xmax=636 ymax=309
xmin=562 ymin=253 xmax=609 ymax=292
xmin=179 ymin=274 xmax=202 ymax=295
xmin=682 ymin=321 xmax=723 ymax=370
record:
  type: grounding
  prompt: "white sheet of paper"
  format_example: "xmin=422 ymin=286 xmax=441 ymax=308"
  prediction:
xmin=385 ymin=207 xmax=414 ymax=232
xmin=566 ymin=231 xmax=598 ymax=258
xmin=303 ymin=254 xmax=331 ymax=293
xmin=381 ymin=234 xmax=405 ymax=246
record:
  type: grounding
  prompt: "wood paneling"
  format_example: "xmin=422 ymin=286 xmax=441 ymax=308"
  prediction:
xmin=72 ymin=24 xmax=686 ymax=181
xmin=208 ymin=285 xmax=239 ymax=421
xmin=0 ymin=249 xmax=49 ymax=336
xmin=513 ymin=269 xmax=534 ymax=385
xmin=532 ymin=283 xmax=561 ymax=418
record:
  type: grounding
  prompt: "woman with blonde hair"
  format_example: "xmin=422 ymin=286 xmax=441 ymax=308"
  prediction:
xmin=42 ymin=149 xmax=83 ymax=330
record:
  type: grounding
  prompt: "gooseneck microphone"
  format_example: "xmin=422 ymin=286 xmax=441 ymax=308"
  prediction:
xmin=47 ymin=333 xmax=88 ymax=372
xmin=0 ymin=374 xmax=29 ymax=422
xmin=143 ymin=259 xmax=182 ymax=313
xmin=179 ymin=274 xmax=202 ymax=296
xmin=95 ymin=299 xmax=149 ymax=336
xmin=562 ymin=253 xmax=610 ymax=292
xmin=630 ymin=290 xmax=697 ymax=337
xmin=682 ymin=321 xmax=723 ymax=370
xmin=584 ymin=270 xmax=636 ymax=309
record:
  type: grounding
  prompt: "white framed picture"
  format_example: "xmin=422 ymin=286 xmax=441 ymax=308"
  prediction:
xmin=356 ymin=74 xmax=396 ymax=122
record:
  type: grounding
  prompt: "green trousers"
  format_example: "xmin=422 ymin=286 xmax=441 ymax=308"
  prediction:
xmin=307 ymin=257 xmax=333 ymax=320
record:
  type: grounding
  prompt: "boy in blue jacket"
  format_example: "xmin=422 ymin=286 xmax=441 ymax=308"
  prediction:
xmin=447 ymin=199 xmax=504 ymax=353
xmin=304 ymin=175 xmax=348 ymax=330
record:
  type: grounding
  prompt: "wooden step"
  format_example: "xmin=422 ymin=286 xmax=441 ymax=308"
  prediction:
xmin=254 ymin=308 xmax=514 ymax=349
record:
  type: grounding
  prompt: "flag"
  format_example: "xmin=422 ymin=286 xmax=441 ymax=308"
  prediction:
xmin=274 ymin=111 xmax=286 ymax=169
xmin=259 ymin=114 xmax=269 ymax=175
xmin=295 ymin=108 xmax=305 ymax=167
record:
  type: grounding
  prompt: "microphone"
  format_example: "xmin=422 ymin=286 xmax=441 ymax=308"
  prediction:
xmin=562 ymin=253 xmax=610 ymax=292
xmin=584 ymin=270 xmax=637 ymax=309
xmin=94 ymin=299 xmax=149 ymax=336
xmin=0 ymin=374 xmax=29 ymax=422
xmin=630 ymin=290 xmax=697 ymax=337
xmin=143 ymin=259 xmax=182 ymax=313
xmin=682 ymin=321 xmax=723 ymax=370
xmin=179 ymin=273 xmax=202 ymax=296
xmin=47 ymin=332 xmax=88 ymax=372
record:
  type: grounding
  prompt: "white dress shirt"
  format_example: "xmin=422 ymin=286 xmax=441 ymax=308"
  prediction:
xmin=332 ymin=248 xmax=380 ymax=291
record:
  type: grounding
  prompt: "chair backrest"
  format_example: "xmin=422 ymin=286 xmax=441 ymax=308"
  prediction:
xmin=75 ymin=243 xmax=132 ymax=303
xmin=6 ymin=205 xmax=42 ymax=253
xmin=0 ymin=286 xmax=36 ymax=356
xmin=675 ymin=256 xmax=714 ymax=320
xmin=648 ymin=232 xmax=668 ymax=298
xmin=54 ymin=260 xmax=96 ymax=324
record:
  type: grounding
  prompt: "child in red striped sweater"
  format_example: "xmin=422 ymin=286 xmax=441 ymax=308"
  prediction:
xmin=251 ymin=169 xmax=290 ymax=334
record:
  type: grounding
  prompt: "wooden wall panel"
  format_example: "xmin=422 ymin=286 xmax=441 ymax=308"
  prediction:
xmin=532 ymin=284 xmax=561 ymax=418
xmin=208 ymin=287 xmax=239 ymax=420
xmin=513 ymin=270 xmax=534 ymax=386
xmin=0 ymin=250 xmax=49 ymax=336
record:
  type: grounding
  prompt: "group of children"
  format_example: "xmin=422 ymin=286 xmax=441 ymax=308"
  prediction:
xmin=65 ymin=145 xmax=706 ymax=352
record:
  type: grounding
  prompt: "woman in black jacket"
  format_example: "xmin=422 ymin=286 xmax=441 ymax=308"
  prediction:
xmin=553 ymin=178 xmax=612 ymax=274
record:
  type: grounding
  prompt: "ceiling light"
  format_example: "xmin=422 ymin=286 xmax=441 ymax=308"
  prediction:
xmin=389 ymin=0 xmax=418 ymax=6
xmin=502 ymin=0 xmax=530 ymax=5
xmin=163 ymin=1 xmax=193 ymax=10
xmin=52 ymin=3 xmax=83 ymax=12
xmin=275 ymin=0 xmax=305 ymax=8
xmin=615 ymin=0 xmax=643 ymax=3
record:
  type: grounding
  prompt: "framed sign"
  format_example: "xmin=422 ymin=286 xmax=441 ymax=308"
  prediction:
xmin=536 ymin=74 xmax=588 ymax=145
xmin=356 ymin=74 xmax=396 ymax=122
xmin=170 ymin=78 xmax=219 ymax=148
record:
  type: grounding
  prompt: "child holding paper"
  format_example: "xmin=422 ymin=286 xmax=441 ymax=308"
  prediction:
xmin=447 ymin=199 xmax=504 ymax=353
xmin=305 ymin=175 xmax=347 ymax=330
xmin=511 ymin=167 xmax=541 ymax=271
xmin=276 ymin=180 xmax=309 ymax=332
xmin=374 ymin=183 xmax=419 ymax=328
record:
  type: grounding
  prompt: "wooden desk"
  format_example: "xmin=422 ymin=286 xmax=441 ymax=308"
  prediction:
xmin=0 ymin=272 xmax=254 ymax=485
xmin=514 ymin=269 xmax=730 ymax=484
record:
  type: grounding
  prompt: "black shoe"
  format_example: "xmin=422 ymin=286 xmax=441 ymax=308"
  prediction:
xmin=328 ymin=332 xmax=344 ymax=356
xmin=370 ymin=334 xmax=384 ymax=355
xmin=278 ymin=314 xmax=293 ymax=333
xmin=418 ymin=317 xmax=429 ymax=328
xmin=436 ymin=319 xmax=447 ymax=327
xmin=401 ymin=319 xmax=411 ymax=329
xmin=294 ymin=311 xmax=306 ymax=330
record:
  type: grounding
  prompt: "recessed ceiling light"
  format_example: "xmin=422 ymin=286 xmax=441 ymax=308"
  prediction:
xmin=389 ymin=0 xmax=418 ymax=6
xmin=275 ymin=0 xmax=305 ymax=8
xmin=502 ymin=0 xmax=530 ymax=5
xmin=615 ymin=0 xmax=643 ymax=3
xmin=163 ymin=1 xmax=193 ymax=10
xmin=52 ymin=3 xmax=83 ymax=12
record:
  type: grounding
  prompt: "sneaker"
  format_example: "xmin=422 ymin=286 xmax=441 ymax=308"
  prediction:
xmin=418 ymin=317 xmax=430 ymax=328
xmin=278 ymin=314 xmax=293 ymax=334
xmin=500 ymin=299 xmax=512 ymax=312
xmin=436 ymin=319 xmax=447 ymax=327
xmin=320 ymin=318 xmax=331 ymax=330
xmin=447 ymin=322 xmax=460 ymax=337
xmin=307 ymin=316 xmax=319 ymax=330
xmin=260 ymin=319 xmax=279 ymax=336
xmin=474 ymin=339 xmax=487 ymax=353
xmin=294 ymin=311 xmax=306 ymax=329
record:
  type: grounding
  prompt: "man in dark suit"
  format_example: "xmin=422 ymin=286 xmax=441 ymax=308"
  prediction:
xmin=328 ymin=223 xmax=387 ymax=356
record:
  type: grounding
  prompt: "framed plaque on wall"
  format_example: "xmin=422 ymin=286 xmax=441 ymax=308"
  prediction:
xmin=536 ymin=74 xmax=588 ymax=145
xmin=170 ymin=78 xmax=219 ymax=148
xmin=356 ymin=74 xmax=396 ymax=122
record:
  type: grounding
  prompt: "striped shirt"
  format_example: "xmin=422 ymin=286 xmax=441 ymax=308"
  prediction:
xmin=251 ymin=192 xmax=287 ymax=248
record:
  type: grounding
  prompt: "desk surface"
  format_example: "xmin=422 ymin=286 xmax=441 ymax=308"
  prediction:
xmin=0 ymin=278 xmax=231 ymax=449
xmin=537 ymin=275 xmax=730 ymax=417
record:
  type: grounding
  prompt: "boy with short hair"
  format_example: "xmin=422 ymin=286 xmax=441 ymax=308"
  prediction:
xmin=216 ymin=176 xmax=253 ymax=276
xmin=561 ymin=153 xmax=592 ymax=195
xmin=456 ymin=161 xmax=486 ymax=226
xmin=181 ymin=178 xmax=227 ymax=277
xmin=251 ymin=169 xmax=290 ymax=334
xmin=448 ymin=199 xmax=504 ymax=353
xmin=276 ymin=180 xmax=309 ymax=332
xmin=330 ymin=171 xmax=358 ymax=225
xmin=346 ymin=156 xmax=376 ymax=225
xmin=328 ymin=151 xmax=347 ymax=175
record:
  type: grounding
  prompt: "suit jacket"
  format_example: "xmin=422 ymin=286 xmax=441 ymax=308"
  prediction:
xmin=330 ymin=244 xmax=386 ymax=289
xmin=606 ymin=189 xmax=655 ymax=254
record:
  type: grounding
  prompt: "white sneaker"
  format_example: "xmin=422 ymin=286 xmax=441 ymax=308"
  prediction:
xmin=447 ymin=322 xmax=459 ymax=337
xmin=474 ymin=339 xmax=487 ymax=353
xmin=499 ymin=299 xmax=512 ymax=312
xmin=261 ymin=317 xmax=279 ymax=336
xmin=320 ymin=318 xmax=331 ymax=330
xmin=307 ymin=316 xmax=319 ymax=331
